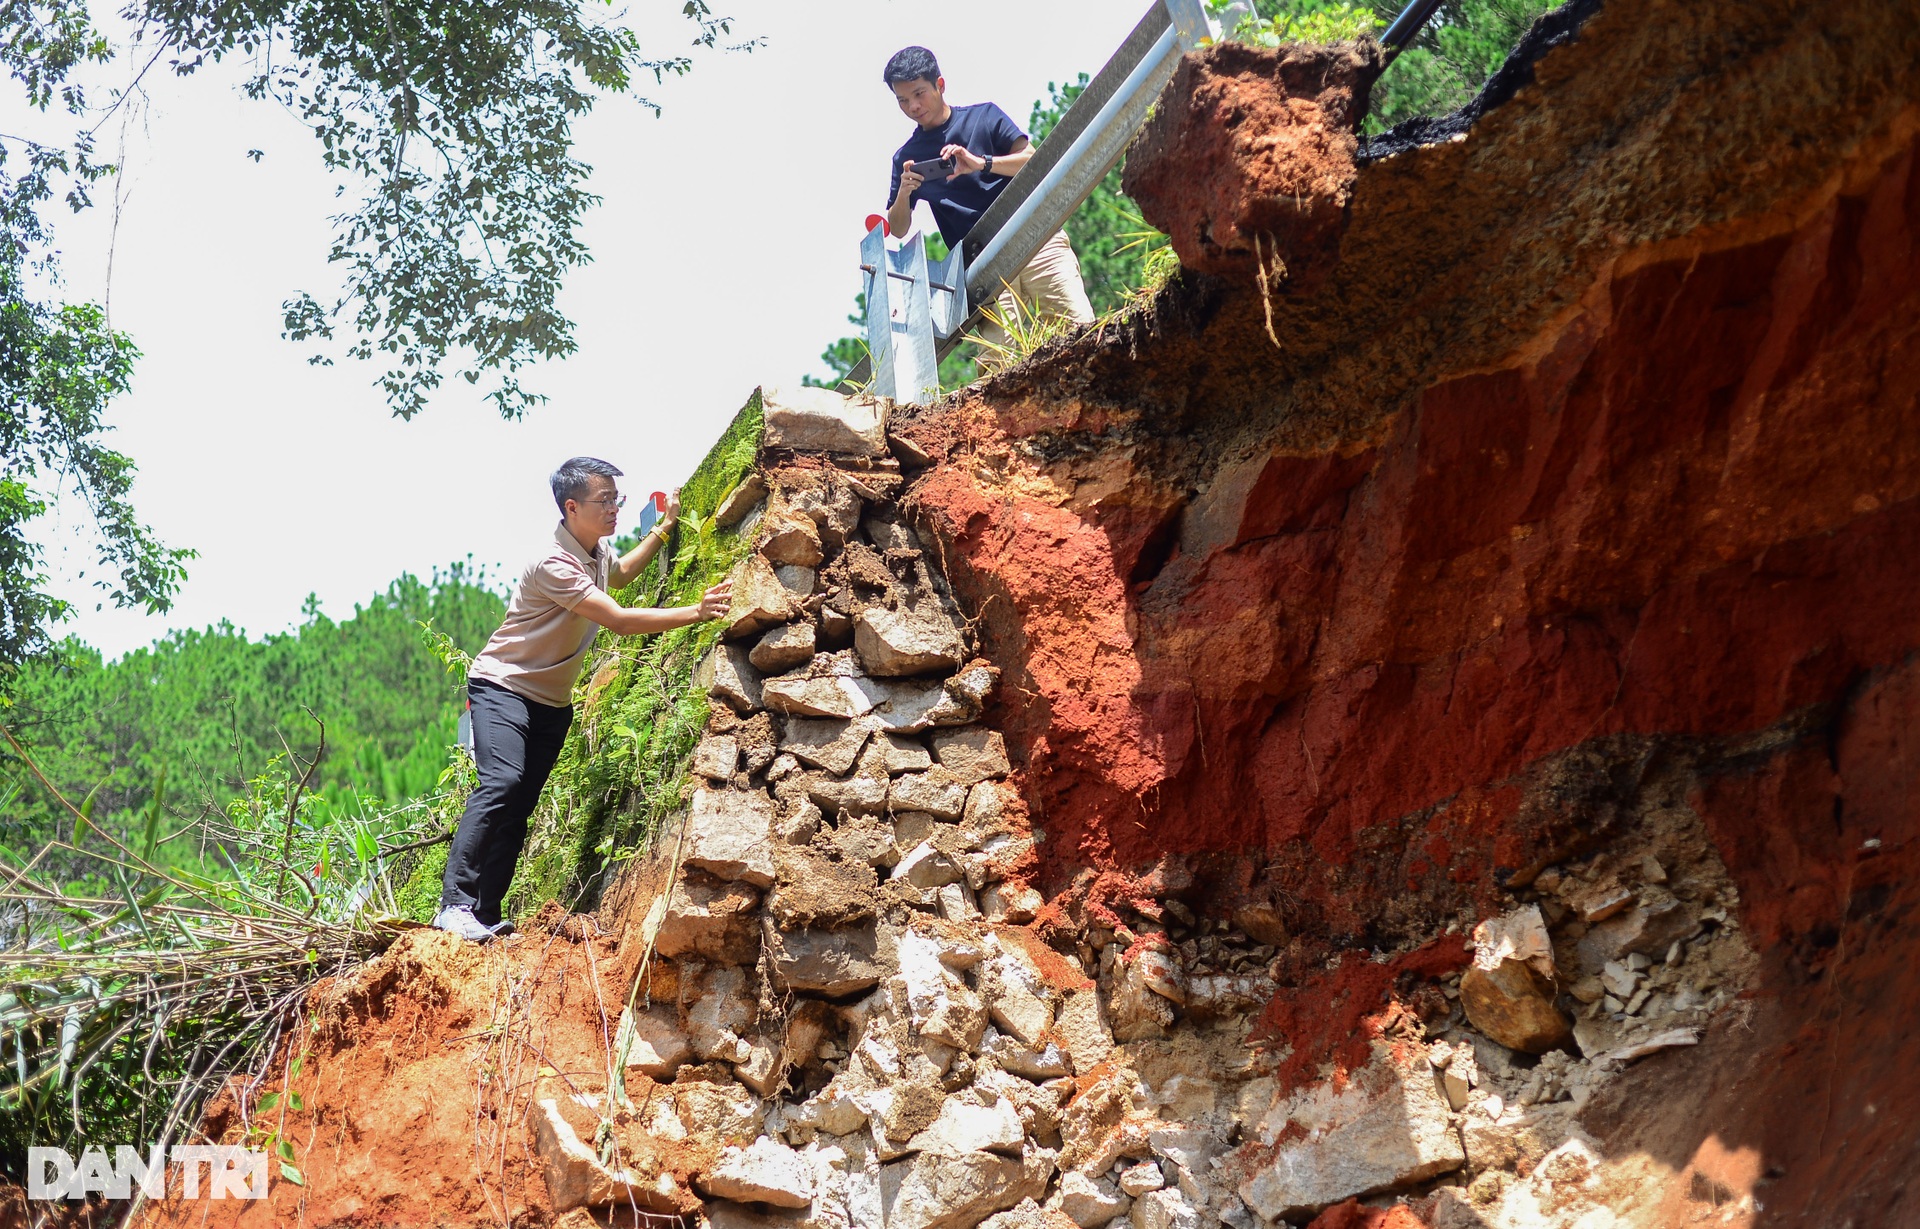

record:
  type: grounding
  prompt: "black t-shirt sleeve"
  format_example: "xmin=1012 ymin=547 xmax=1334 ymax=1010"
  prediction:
xmin=985 ymin=103 xmax=1028 ymax=155
xmin=889 ymin=149 xmax=904 ymax=206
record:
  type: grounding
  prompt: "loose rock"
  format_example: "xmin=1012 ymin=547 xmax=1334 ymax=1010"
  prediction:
xmin=704 ymin=643 xmax=766 ymax=713
xmin=529 ymin=1086 xmax=684 ymax=1213
xmin=685 ymin=788 xmax=778 ymax=887
xmin=856 ymin=605 xmax=966 ymax=677
xmin=761 ymin=509 xmax=826 ymax=568
xmin=693 ymin=734 xmax=741 ymax=781
xmin=879 ymin=732 xmax=935 ymax=774
xmin=753 ymin=621 xmax=819 ymax=673
xmin=890 ymin=768 xmax=971 ymax=819
xmin=656 ymin=874 xmax=763 ymax=965
xmin=906 ymin=1096 xmax=1026 ymax=1157
xmin=1460 ymin=960 xmax=1570 ymax=1055
xmin=930 ymin=727 xmax=1012 ymax=784
xmin=1234 ymin=1049 xmax=1465 ymax=1222
xmin=782 ymin=716 xmax=874 ymax=775
xmin=617 ymin=1006 xmax=691 ymax=1078
xmin=1061 ymin=1171 xmax=1130 ymax=1227
xmin=700 ymin=1137 xmax=815 ymax=1208
xmin=727 ymin=554 xmax=801 ymax=639
xmin=767 ymin=919 xmax=886 ymax=996
xmin=879 ymin=1147 xmax=1054 ymax=1229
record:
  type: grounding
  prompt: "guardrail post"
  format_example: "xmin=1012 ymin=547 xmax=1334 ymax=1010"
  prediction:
xmin=861 ymin=223 xmax=894 ymax=402
xmin=862 ymin=228 xmax=943 ymax=405
xmin=887 ymin=237 xmax=940 ymax=404
xmin=929 ymin=242 xmax=968 ymax=341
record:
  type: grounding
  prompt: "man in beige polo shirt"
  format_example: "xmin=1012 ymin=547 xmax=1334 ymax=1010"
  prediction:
xmin=434 ymin=456 xmax=731 ymax=941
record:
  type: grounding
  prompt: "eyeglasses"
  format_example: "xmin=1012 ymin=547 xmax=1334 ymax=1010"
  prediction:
xmin=582 ymin=495 xmax=627 ymax=509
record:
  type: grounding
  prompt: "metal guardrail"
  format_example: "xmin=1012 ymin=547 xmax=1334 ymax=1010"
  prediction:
xmin=844 ymin=0 xmax=1446 ymax=402
xmin=847 ymin=0 xmax=1210 ymax=402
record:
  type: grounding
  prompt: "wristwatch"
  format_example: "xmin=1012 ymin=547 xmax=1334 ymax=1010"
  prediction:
xmin=983 ymin=155 xmax=995 ymax=177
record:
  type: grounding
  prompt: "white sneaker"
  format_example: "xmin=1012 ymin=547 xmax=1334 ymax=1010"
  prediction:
xmin=432 ymin=905 xmax=495 ymax=942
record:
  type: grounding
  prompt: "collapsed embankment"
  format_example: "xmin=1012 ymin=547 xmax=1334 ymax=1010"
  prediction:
xmin=131 ymin=0 xmax=1919 ymax=1226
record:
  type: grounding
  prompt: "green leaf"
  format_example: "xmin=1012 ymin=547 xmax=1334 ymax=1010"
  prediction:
xmin=276 ymin=1137 xmax=297 ymax=1163
xmin=257 ymin=1091 xmax=280 ymax=1110
xmin=288 ymin=1090 xmax=305 ymax=1111
xmin=279 ymin=1162 xmax=304 ymax=1186
xmin=74 ymin=781 xmax=103 ymax=843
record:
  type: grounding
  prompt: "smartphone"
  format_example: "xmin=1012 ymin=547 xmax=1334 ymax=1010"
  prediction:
xmin=909 ymin=155 xmax=956 ymax=181
xmin=637 ymin=491 xmax=667 ymax=538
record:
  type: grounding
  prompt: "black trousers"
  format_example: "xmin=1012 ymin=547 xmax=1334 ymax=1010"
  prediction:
xmin=440 ymin=678 xmax=573 ymax=923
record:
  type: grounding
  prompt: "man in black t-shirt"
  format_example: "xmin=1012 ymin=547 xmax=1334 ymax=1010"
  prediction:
xmin=883 ymin=46 xmax=1093 ymax=366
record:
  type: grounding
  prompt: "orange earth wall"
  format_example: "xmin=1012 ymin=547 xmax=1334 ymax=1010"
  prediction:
xmin=898 ymin=128 xmax=1920 ymax=1227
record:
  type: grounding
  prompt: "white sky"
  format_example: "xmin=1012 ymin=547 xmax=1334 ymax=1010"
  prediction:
xmin=7 ymin=0 xmax=1149 ymax=660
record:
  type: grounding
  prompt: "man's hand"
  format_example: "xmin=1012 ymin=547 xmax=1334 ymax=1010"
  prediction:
xmin=895 ymin=159 xmax=926 ymax=203
xmin=697 ymin=581 xmax=733 ymax=620
xmin=942 ymin=144 xmax=984 ymax=177
xmin=573 ymin=579 xmax=733 ymax=636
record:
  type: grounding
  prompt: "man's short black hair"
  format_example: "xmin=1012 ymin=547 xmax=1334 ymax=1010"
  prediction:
xmin=884 ymin=46 xmax=940 ymax=88
xmin=551 ymin=456 xmax=623 ymax=512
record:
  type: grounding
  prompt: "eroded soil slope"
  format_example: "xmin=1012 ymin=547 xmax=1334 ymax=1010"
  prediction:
xmin=887 ymin=0 xmax=1920 ymax=1222
xmin=132 ymin=0 xmax=1919 ymax=1226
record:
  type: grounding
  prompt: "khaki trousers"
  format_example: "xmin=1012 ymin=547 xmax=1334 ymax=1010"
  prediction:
xmin=974 ymin=231 xmax=1095 ymax=368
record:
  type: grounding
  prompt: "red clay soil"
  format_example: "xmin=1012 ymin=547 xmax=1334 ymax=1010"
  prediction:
xmin=1306 ymin=1200 xmax=1432 ymax=1229
xmin=891 ymin=1 xmax=1920 ymax=1221
xmin=132 ymin=909 xmax=702 ymax=1229
xmin=0 ymin=1188 xmax=116 ymax=1229
xmin=1124 ymin=40 xmax=1382 ymax=287
xmin=1248 ymin=936 xmax=1470 ymax=1094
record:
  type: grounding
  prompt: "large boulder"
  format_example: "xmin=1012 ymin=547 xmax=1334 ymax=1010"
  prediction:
xmin=762 ymin=386 xmax=888 ymax=457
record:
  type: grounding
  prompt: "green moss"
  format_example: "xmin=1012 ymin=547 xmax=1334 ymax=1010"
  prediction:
xmin=498 ymin=391 xmax=765 ymax=917
xmin=394 ymin=842 xmax=450 ymax=920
